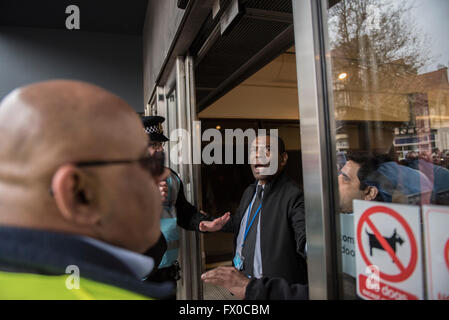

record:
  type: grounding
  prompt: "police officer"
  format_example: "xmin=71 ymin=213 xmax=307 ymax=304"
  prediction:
xmin=142 ymin=116 xmax=210 ymax=290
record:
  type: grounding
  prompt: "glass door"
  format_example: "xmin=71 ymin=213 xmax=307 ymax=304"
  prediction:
xmin=294 ymin=0 xmax=449 ymax=300
xmin=165 ymin=57 xmax=203 ymax=300
xmin=326 ymin=0 xmax=449 ymax=300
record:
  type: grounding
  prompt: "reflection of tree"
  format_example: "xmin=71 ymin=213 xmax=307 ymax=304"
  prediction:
xmin=330 ymin=0 xmax=429 ymax=70
xmin=328 ymin=0 xmax=432 ymax=121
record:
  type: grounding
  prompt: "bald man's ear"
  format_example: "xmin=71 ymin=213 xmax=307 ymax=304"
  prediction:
xmin=364 ymin=186 xmax=379 ymax=201
xmin=51 ymin=165 xmax=100 ymax=226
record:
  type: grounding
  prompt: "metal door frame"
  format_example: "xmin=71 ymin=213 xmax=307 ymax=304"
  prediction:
xmin=292 ymin=0 xmax=342 ymax=299
xmin=149 ymin=56 xmax=203 ymax=300
xmin=174 ymin=56 xmax=203 ymax=300
xmin=164 ymin=57 xmax=203 ymax=300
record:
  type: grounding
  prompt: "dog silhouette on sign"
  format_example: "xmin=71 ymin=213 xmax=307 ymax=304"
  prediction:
xmin=366 ymin=229 xmax=404 ymax=262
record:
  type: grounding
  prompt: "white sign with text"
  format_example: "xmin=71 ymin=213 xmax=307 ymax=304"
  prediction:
xmin=422 ymin=205 xmax=449 ymax=300
xmin=340 ymin=213 xmax=356 ymax=278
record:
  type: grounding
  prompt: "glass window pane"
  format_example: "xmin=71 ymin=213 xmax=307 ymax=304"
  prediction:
xmin=327 ymin=0 xmax=449 ymax=299
xmin=168 ymin=91 xmax=179 ymax=173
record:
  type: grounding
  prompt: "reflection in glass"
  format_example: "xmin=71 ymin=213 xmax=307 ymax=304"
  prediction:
xmin=327 ymin=0 xmax=449 ymax=299
xmin=330 ymin=0 xmax=449 ymax=206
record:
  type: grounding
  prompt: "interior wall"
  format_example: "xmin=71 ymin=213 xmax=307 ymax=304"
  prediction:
xmin=143 ymin=0 xmax=185 ymax=105
xmin=0 ymin=26 xmax=143 ymax=112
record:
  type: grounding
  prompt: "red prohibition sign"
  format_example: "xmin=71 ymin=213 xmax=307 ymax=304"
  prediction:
xmin=444 ymin=239 xmax=449 ymax=272
xmin=357 ymin=205 xmax=418 ymax=283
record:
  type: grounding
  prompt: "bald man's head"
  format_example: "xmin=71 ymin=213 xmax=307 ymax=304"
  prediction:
xmin=0 ymin=81 xmax=142 ymax=176
xmin=0 ymin=80 xmax=163 ymax=253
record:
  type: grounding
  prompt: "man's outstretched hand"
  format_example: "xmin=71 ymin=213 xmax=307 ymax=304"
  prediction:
xmin=201 ymin=267 xmax=249 ymax=299
xmin=199 ymin=211 xmax=231 ymax=232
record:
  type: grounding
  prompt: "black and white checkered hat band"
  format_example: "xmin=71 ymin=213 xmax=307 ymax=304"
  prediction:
xmin=144 ymin=126 xmax=161 ymax=134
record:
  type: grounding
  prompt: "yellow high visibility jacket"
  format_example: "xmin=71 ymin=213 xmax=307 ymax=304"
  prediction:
xmin=0 ymin=226 xmax=174 ymax=300
xmin=0 ymin=271 xmax=150 ymax=300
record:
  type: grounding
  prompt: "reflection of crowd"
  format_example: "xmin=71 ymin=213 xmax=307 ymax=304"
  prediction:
xmin=339 ymin=147 xmax=449 ymax=211
xmin=433 ymin=149 xmax=449 ymax=169
xmin=399 ymin=149 xmax=449 ymax=205
xmin=401 ymin=149 xmax=449 ymax=170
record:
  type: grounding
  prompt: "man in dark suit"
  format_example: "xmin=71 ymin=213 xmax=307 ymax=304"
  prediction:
xmin=200 ymin=133 xmax=308 ymax=299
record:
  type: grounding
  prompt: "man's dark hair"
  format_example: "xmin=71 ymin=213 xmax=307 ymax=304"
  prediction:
xmin=346 ymin=151 xmax=384 ymax=202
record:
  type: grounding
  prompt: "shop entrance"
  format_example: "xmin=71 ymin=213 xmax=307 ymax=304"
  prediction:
xmin=197 ymin=47 xmax=302 ymax=299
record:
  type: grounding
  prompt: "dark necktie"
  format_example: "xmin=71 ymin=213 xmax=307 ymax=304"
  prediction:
xmin=241 ymin=185 xmax=264 ymax=277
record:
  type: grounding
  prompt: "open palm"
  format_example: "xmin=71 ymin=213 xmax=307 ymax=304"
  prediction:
xmin=199 ymin=211 xmax=231 ymax=232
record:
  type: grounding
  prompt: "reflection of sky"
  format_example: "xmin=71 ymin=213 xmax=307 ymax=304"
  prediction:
xmin=328 ymin=0 xmax=449 ymax=75
xmin=411 ymin=0 xmax=449 ymax=73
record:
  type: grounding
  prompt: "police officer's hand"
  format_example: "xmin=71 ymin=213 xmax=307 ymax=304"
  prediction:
xmin=199 ymin=211 xmax=230 ymax=232
xmin=159 ymin=181 xmax=168 ymax=202
xmin=201 ymin=267 xmax=249 ymax=299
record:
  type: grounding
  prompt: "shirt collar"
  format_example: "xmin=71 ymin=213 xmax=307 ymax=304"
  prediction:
xmin=79 ymin=236 xmax=154 ymax=279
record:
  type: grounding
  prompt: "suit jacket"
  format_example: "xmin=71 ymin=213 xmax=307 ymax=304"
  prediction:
xmin=245 ymin=276 xmax=308 ymax=300
xmin=222 ymin=170 xmax=308 ymax=285
xmin=172 ymin=170 xmax=212 ymax=231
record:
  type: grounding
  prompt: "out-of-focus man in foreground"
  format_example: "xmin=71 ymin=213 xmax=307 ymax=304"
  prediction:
xmin=0 ymin=80 xmax=173 ymax=299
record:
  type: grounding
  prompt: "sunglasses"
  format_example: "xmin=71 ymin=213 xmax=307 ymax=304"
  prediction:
xmin=73 ymin=151 xmax=165 ymax=177
xmin=49 ymin=152 xmax=165 ymax=198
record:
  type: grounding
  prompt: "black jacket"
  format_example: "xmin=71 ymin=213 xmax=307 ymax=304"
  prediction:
xmin=222 ymin=170 xmax=308 ymax=286
xmin=174 ymin=172 xmax=212 ymax=231
xmin=246 ymin=277 xmax=308 ymax=300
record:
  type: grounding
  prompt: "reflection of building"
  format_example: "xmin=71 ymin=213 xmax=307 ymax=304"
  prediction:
xmin=336 ymin=133 xmax=349 ymax=152
xmin=332 ymin=41 xmax=449 ymax=156
xmin=393 ymin=128 xmax=438 ymax=160
xmin=392 ymin=69 xmax=449 ymax=158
